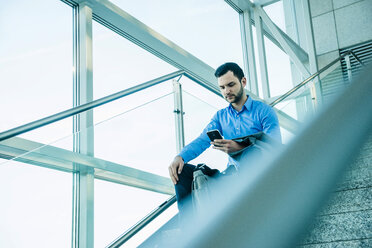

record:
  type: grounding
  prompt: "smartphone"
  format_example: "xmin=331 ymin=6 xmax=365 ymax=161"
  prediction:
xmin=207 ymin=129 xmax=223 ymax=142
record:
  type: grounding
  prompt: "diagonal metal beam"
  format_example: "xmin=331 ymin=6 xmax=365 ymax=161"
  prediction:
xmin=225 ymin=0 xmax=308 ymax=63
xmin=254 ymin=0 xmax=281 ymax=6
xmin=256 ymin=5 xmax=310 ymax=77
xmin=76 ymin=0 xmax=218 ymax=93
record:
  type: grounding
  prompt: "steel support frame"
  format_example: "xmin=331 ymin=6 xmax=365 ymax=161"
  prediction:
xmin=240 ymin=10 xmax=258 ymax=95
xmin=256 ymin=6 xmax=310 ymax=78
xmin=69 ymin=0 xmax=297 ymax=132
xmin=254 ymin=8 xmax=271 ymax=99
xmin=0 ymin=136 xmax=174 ymax=194
xmin=72 ymin=3 xmax=94 ymax=248
xmin=302 ymin=0 xmax=322 ymax=109
xmin=225 ymin=0 xmax=309 ymax=63
xmin=282 ymin=0 xmax=321 ymax=119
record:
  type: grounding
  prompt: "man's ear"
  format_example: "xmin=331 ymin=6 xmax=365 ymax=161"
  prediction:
xmin=241 ymin=77 xmax=247 ymax=88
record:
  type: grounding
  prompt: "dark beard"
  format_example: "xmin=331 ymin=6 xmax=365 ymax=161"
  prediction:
xmin=226 ymin=83 xmax=244 ymax=103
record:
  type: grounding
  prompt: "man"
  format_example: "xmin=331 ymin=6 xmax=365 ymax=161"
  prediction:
xmin=168 ymin=62 xmax=281 ymax=213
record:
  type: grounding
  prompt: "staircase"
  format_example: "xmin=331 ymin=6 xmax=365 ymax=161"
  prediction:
xmin=299 ymin=134 xmax=372 ymax=247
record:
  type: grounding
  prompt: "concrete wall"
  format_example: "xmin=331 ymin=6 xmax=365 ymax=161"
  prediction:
xmin=310 ymin=0 xmax=372 ymax=66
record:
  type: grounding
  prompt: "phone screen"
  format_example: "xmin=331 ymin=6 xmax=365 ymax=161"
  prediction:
xmin=207 ymin=130 xmax=223 ymax=141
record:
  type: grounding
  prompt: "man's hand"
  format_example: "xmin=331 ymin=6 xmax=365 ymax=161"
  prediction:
xmin=211 ymin=139 xmax=245 ymax=154
xmin=168 ymin=155 xmax=184 ymax=185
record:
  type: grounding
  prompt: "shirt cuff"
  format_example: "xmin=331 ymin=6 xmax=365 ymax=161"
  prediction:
xmin=178 ymin=151 xmax=192 ymax=164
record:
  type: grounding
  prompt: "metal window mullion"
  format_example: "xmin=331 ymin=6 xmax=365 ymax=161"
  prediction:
xmin=72 ymin=5 xmax=80 ymax=248
xmin=239 ymin=10 xmax=258 ymax=95
xmin=254 ymin=7 xmax=270 ymax=99
xmin=72 ymin=3 xmax=94 ymax=248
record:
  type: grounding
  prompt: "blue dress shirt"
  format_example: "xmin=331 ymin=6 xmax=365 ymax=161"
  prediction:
xmin=178 ymin=96 xmax=281 ymax=167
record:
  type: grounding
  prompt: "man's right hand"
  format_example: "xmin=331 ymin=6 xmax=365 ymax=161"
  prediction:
xmin=168 ymin=156 xmax=184 ymax=185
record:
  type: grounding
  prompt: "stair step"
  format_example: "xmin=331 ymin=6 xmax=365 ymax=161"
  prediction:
xmin=301 ymin=209 xmax=372 ymax=244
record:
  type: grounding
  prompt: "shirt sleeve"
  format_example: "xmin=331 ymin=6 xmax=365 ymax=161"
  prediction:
xmin=178 ymin=112 xmax=222 ymax=163
xmin=260 ymin=104 xmax=282 ymax=143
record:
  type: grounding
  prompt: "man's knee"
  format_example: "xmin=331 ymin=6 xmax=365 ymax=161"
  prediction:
xmin=175 ymin=163 xmax=196 ymax=202
xmin=178 ymin=163 xmax=196 ymax=182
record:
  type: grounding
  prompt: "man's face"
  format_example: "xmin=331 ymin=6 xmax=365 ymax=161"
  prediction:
xmin=218 ymin=71 xmax=246 ymax=104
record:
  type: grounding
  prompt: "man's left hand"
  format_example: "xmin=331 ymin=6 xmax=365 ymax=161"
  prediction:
xmin=211 ymin=139 xmax=245 ymax=154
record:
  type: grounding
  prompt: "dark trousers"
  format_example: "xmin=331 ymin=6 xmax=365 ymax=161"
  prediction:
xmin=174 ymin=163 xmax=236 ymax=217
xmin=174 ymin=163 xmax=196 ymax=214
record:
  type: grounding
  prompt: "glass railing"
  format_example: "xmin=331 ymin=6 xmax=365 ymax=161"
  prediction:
xmin=93 ymin=84 xmax=175 ymax=178
xmin=104 ymin=83 xmax=235 ymax=248
xmin=0 ymin=86 xmax=178 ymax=247
xmin=182 ymin=89 xmax=228 ymax=171
xmin=271 ymin=50 xmax=364 ymax=125
xmin=274 ymin=62 xmax=343 ymax=123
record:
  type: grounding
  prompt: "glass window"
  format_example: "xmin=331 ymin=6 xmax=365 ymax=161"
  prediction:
xmin=0 ymin=0 xmax=73 ymax=145
xmin=0 ymin=1 xmax=74 ymax=247
xmin=0 ymin=159 xmax=72 ymax=247
xmin=264 ymin=37 xmax=293 ymax=97
xmin=95 ymin=179 xmax=172 ymax=247
xmin=93 ymin=20 xmax=177 ymax=100
xmin=263 ymin=1 xmax=286 ymax=31
xmin=108 ymin=0 xmax=243 ymax=68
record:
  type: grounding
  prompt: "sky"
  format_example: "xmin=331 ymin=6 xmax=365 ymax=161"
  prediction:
xmin=0 ymin=0 xmax=297 ymax=247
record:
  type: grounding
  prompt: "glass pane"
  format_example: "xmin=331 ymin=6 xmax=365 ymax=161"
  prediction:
xmin=122 ymin=203 xmax=178 ymax=247
xmin=17 ymin=117 xmax=74 ymax=150
xmin=108 ymin=0 xmax=243 ymax=68
xmin=93 ymin=20 xmax=177 ymax=100
xmin=265 ymin=37 xmax=293 ymax=97
xmin=263 ymin=0 xmax=286 ymax=31
xmin=182 ymin=81 xmax=228 ymax=172
xmin=0 ymin=159 xmax=72 ymax=247
xmin=274 ymin=81 xmax=314 ymax=122
xmin=94 ymin=82 xmax=176 ymax=177
xmin=273 ymin=60 xmax=345 ymax=124
xmin=95 ymin=179 xmax=172 ymax=247
xmin=0 ymin=0 xmax=73 ymax=140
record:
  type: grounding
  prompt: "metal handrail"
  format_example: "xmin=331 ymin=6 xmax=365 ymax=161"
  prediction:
xmin=349 ymin=50 xmax=365 ymax=66
xmin=269 ymin=50 xmax=365 ymax=107
xmin=0 ymin=70 xmax=184 ymax=142
xmin=106 ymin=195 xmax=177 ymax=248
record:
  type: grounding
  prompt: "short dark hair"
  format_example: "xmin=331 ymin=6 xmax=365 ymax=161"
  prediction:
xmin=214 ymin=62 xmax=244 ymax=82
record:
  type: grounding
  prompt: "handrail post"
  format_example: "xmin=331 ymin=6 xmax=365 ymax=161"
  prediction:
xmin=173 ymin=79 xmax=185 ymax=153
xmin=345 ymin=53 xmax=353 ymax=82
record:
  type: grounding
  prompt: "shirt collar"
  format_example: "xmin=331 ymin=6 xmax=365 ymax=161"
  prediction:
xmin=229 ymin=95 xmax=252 ymax=114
